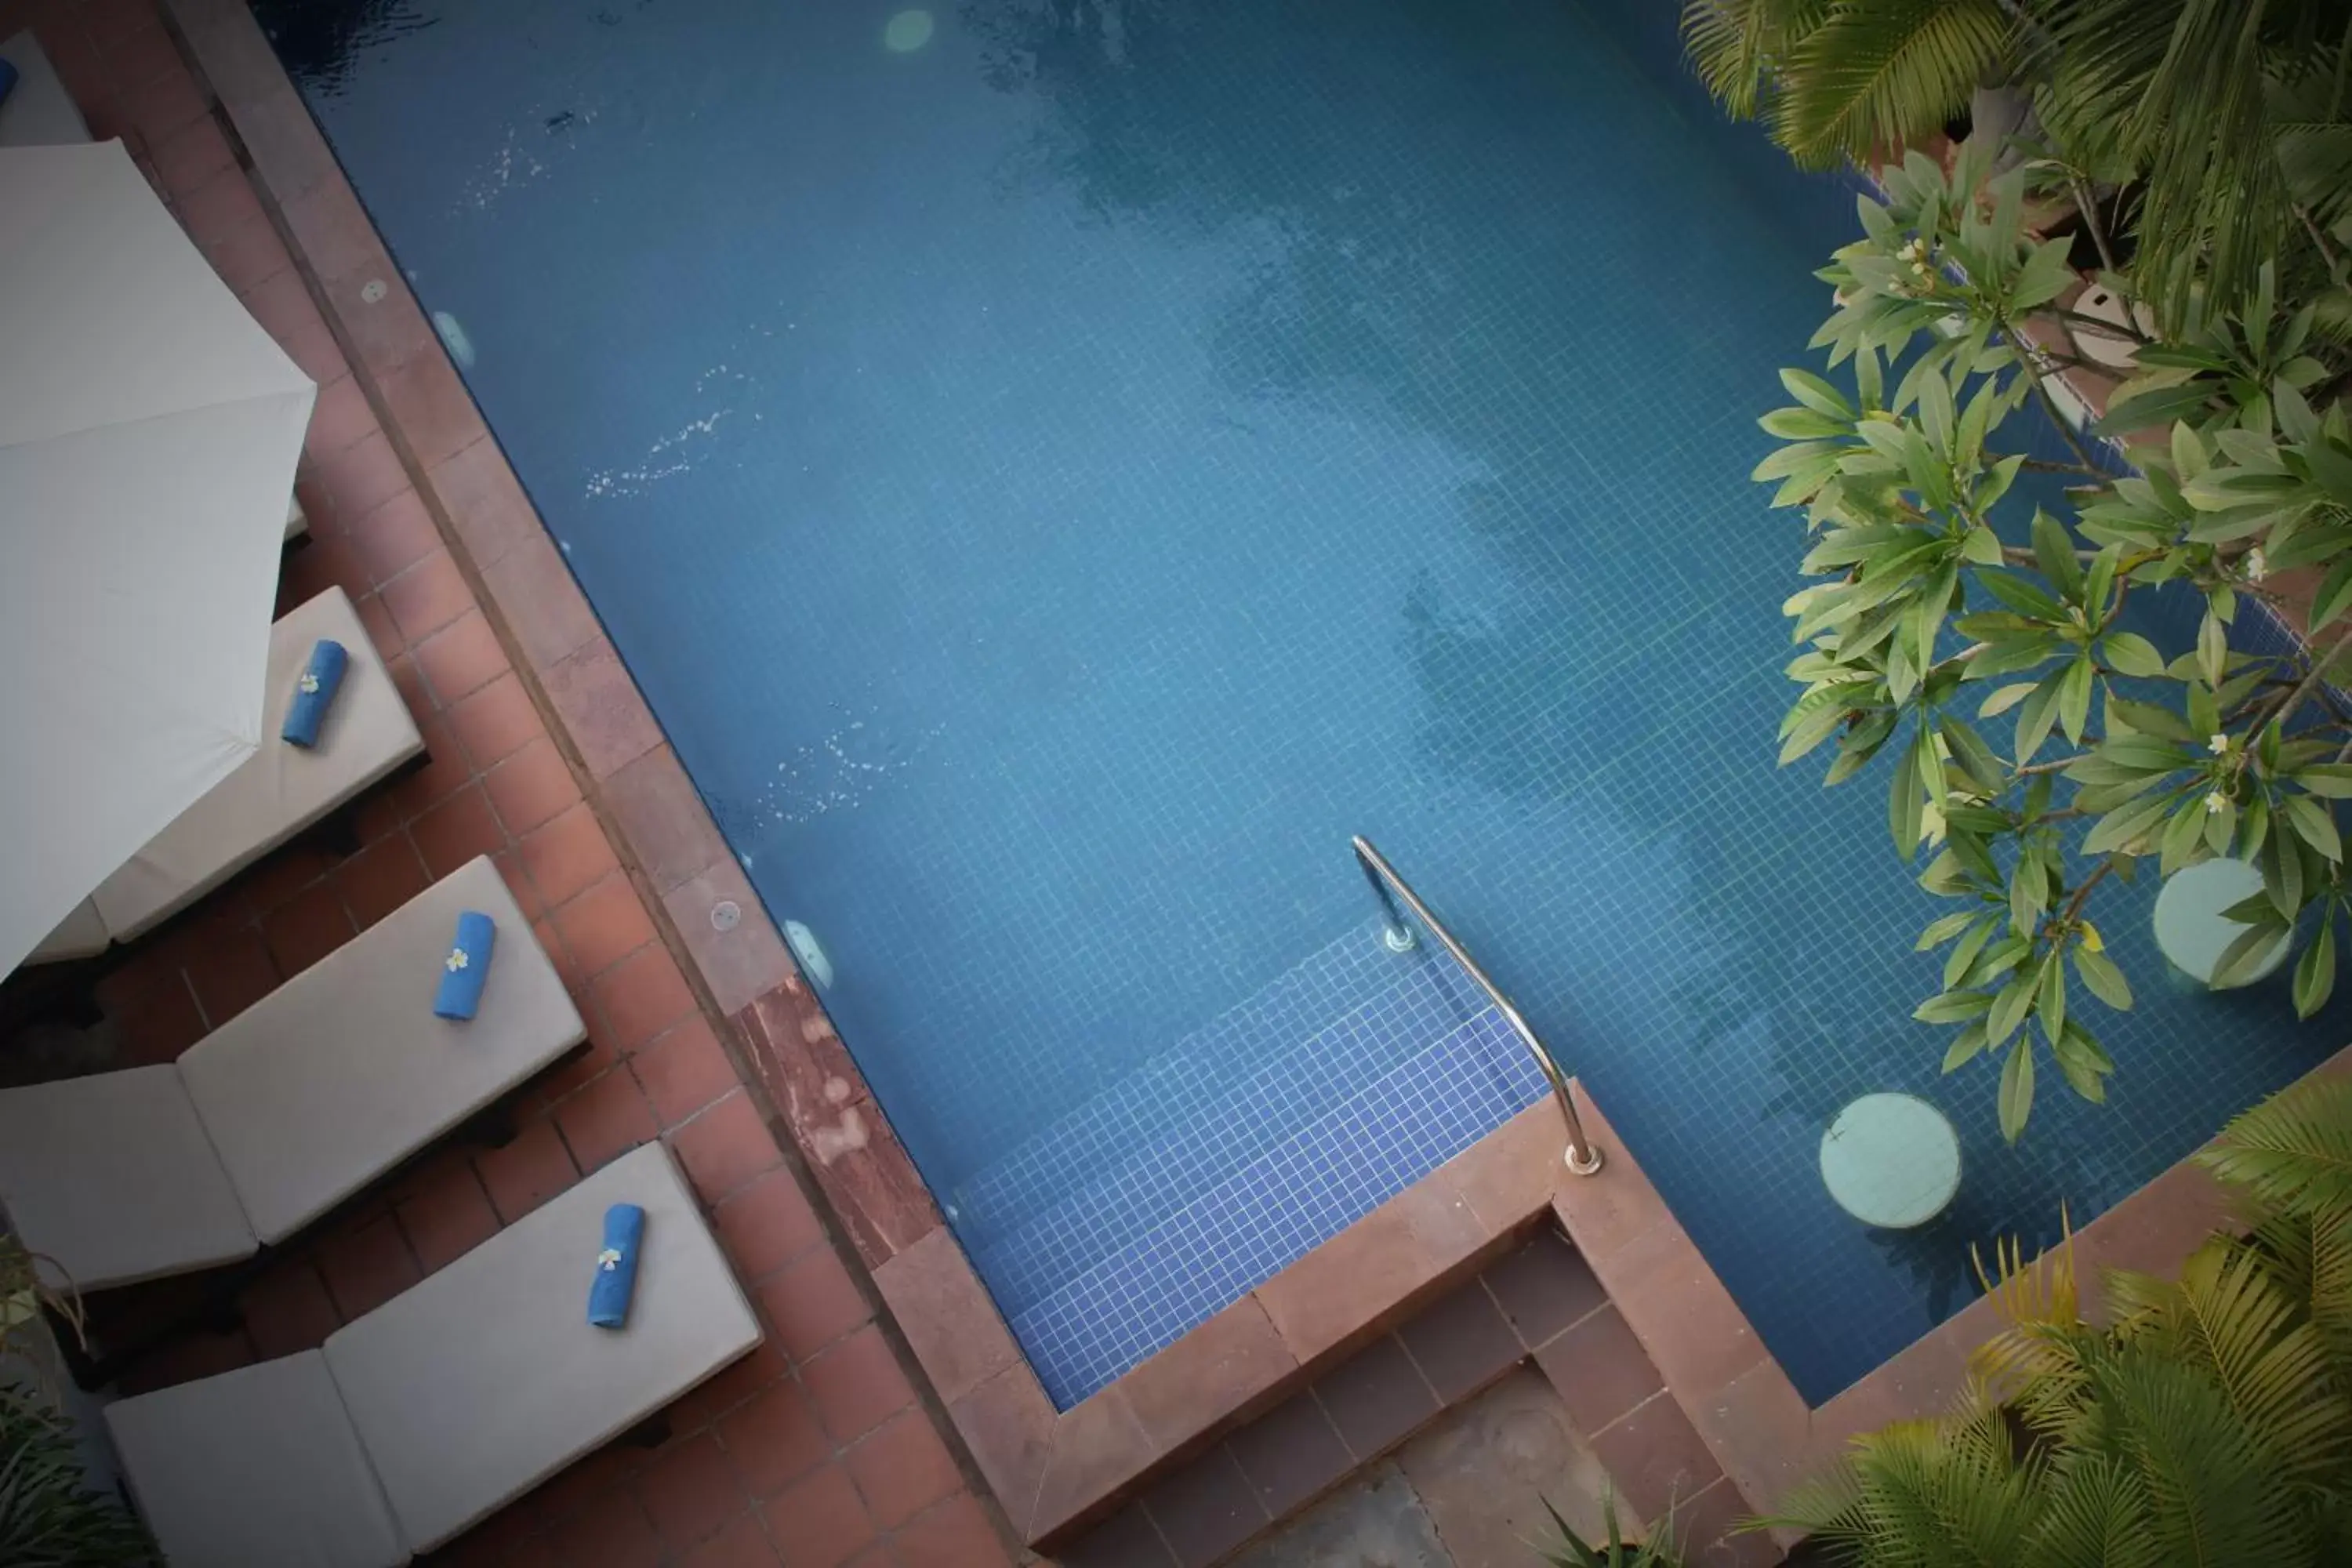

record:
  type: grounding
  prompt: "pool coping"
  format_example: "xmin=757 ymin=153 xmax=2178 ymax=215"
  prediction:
xmin=158 ymin=5 xmax=2341 ymax=1549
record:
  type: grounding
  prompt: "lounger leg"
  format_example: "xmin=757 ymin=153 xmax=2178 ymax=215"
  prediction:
xmin=619 ymin=1413 xmax=673 ymax=1450
xmin=462 ymin=1098 xmax=520 ymax=1149
xmin=309 ymin=804 xmax=365 ymax=859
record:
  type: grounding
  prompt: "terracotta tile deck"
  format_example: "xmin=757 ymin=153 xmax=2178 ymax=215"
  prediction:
xmin=21 ymin=0 xmax=2297 ymax=1561
xmin=3 ymin=2 xmax=1013 ymax=1561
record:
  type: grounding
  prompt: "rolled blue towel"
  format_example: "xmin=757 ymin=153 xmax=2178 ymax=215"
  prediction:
xmin=431 ymin=911 xmax=496 ymax=1021
xmin=588 ymin=1203 xmax=646 ymax=1329
xmin=280 ymin=638 xmax=350 ymax=748
xmin=0 ymin=58 xmax=19 ymax=108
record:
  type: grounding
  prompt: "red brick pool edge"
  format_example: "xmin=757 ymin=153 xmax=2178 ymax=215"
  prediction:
xmin=153 ymin=2 xmax=2326 ymax=1555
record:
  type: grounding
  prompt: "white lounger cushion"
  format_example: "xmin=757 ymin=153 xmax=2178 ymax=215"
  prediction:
xmin=105 ymin=1352 xmax=405 ymax=1568
xmin=25 ymin=895 xmax=110 ymax=964
xmin=328 ymin=1142 xmax=760 ymax=1552
xmin=180 ymin=855 xmax=584 ymax=1244
xmin=90 ymin=585 xmax=424 ymax=942
xmin=0 ymin=31 xmax=92 ymax=147
xmin=0 ymin=1065 xmax=255 ymax=1289
xmin=107 ymin=1142 xmax=760 ymax=1562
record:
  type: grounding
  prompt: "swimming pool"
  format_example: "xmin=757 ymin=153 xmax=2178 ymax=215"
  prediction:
xmin=263 ymin=0 xmax=2339 ymax=1407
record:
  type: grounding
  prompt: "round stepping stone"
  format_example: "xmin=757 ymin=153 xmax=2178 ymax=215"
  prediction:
xmin=1820 ymin=1092 xmax=1962 ymax=1229
xmin=2153 ymin=857 xmax=2291 ymax=988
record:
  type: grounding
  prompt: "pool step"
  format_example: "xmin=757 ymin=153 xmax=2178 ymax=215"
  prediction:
xmin=949 ymin=920 xmax=1486 ymax=1316
xmin=1004 ymin=1004 xmax=1547 ymax=1408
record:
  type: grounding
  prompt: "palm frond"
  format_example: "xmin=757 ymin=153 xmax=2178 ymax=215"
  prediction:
xmin=1772 ymin=0 xmax=2015 ymax=169
xmin=1682 ymin=0 xmax=1830 ymax=121
xmin=2105 ymin=1240 xmax=2350 ymax=1478
xmin=2092 ymin=1348 xmax=2318 ymax=1565
xmin=2200 ymin=1075 xmax=2352 ymax=1221
xmin=2027 ymin=1452 xmax=2163 ymax=1568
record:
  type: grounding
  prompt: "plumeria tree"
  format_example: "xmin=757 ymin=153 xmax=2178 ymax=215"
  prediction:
xmin=1766 ymin=143 xmax=2352 ymax=1139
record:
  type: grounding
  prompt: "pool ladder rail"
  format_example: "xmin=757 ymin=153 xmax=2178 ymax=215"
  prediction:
xmin=1350 ymin=835 xmax=1603 ymax=1176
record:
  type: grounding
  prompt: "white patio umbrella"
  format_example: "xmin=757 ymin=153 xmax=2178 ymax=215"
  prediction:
xmin=0 ymin=140 xmax=315 ymax=972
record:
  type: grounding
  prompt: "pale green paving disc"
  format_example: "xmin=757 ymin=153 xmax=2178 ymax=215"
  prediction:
xmin=2153 ymin=857 xmax=2291 ymax=987
xmin=884 ymin=9 xmax=934 ymax=52
xmin=1820 ymin=1092 xmax=1962 ymax=1229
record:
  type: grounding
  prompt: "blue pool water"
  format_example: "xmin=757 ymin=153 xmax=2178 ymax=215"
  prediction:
xmin=266 ymin=0 xmax=2337 ymax=1406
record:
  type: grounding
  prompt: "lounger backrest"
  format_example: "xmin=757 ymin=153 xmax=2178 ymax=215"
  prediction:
xmin=103 ymin=1351 xmax=407 ymax=1568
xmin=0 ymin=32 xmax=93 ymax=147
xmin=177 ymin=855 xmax=584 ymax=1244
xmin=324 ymin=1141 xmax=761 ymax=1552
xmin=0 ymin=1064 xmax=256 ymax=1290
xmin=90 ymin=584 xmax=424 ymax=942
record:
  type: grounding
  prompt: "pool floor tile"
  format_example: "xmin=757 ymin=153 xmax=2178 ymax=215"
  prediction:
xmin=474 ymin=1114 xmax=581 ymax=1223
xmin=517 ymin=799 xmax=624 ymax=909
xmin=680 ymin=1514 xmax=783 ymax=1568
xmin=801 ymin=1327 xmax=919 ymax=1446
xmin=1482 ymin=1230 xmax=1608 ymax=1349
xmin=1057 ymin=1504 xmax=1178 ymax=1568
xmin=1585 ymin=1393 xmax=1726 ymax=1530
xmin=638 ymin=1015 xmax=750 ymax=1130
xmin=670 ymin=1090 xmax=785 ymax=1203
xmin=1312 ymin=1337 xmax=1439 ymax=1461
xmin=552 ymin=1066 xmax=659 ymax=1175
xmin=1533 ymin=1307 xmax=1664 ymax=1437
xmin=634 ymin=1435 xmax=752 ymax=1555
xmin=842 ymin=1410 xmax=964 ymax=1530
xmin=754 ymin=1245 xmax=875 ymax=1365
xmin=757 ymin=1463 xmax=875 ymax=1568
xmin=395 ymin=1157 xmax=503 ymax=1274
xmin=1225 ymin=1392 xmax=1352 ymax=1519
xmin=889 ymin=1493 xmax=1015 ymax=1568
xmin=717 ymin=1380 xmax=833 ymax=1500
xmin=447 ymin=670 xmax=546 ymax=770
xmin=1396 ymin=1279 xmax=1523 ymax=1403
xmin=1140 ymin=1448 xmax=1269 ymax=1568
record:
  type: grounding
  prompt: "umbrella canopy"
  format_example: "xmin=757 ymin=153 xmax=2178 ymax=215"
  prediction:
xmin=0 ymin=140 xmax=315 ymax=972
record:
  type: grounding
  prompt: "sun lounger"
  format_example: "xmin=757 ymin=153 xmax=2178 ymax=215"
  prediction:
xmin=90 ymin=583 xmax=424 ymax=945
xmin=0 ymin=31 xmax=92 ymax=148
xmin=0 ymin=857 xmax=583 ymax=1290
xmin=106 ymin=1142 xmax=761 ymax=1565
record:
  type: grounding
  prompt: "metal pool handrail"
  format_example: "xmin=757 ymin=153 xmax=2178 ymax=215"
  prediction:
xmin=1351 ymin=835 xmax=1603 ymax=1175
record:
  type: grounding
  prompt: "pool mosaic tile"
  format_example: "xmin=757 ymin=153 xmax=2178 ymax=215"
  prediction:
xmin=270 ymin=0 xmax=2347 ymax=1409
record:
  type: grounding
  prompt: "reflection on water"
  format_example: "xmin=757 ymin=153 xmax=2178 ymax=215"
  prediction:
xmin=259 ymin=0 xmax=2336 ymax=1403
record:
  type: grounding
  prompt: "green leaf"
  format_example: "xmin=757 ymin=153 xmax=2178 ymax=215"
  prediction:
xmin=1915 ymin=910 xmax=1979 ymax=950
xmin=2198 ymin=610 xmax=2229 ymax=691
xmin=1959 ymin=524 xmax=2004 ymax=565
xmin=2057 ymin=657 xmax=2094 ymax=744
xmin=2310 ymin=556 xmax=2352 ymax=633
xmin=1944 ymin=916 xmax=1998 ymax=989
xmin=2295 ymin=916 xmax=2337 ymax=1020
xmin=2285 ymin=793 xmax=2343 ymax=862
xmin=1987 ymin=971 xmax=2034 ymax=1048
xmin=2072 ymin=943 xmax=2134 ymax=1010
xmin=1915 ymin=989 xmax=1994 ymax=1024
xmin=1942 ymin=1021 xmax=1991 ymax=1073
xmin=2108 ymin=698 xmax=2198 ymax=743
xmin=2101 ymin=632 xmax=2165 ymax=678
xmin=1889 ymin=728 xmax=1926 ymax=858
xmin=2014 ymin=669 xmax=2069 ymax=764
xmin=2296 ymin=764 xmax=2352 ymax=799
xmin=1937 ymin=716 xmax=2007 ymax=795
xmin=1978 ymin=681 xmax=2037 ymax=719
xmin=2038 ymin=953 xmax=2067 ymax=1047
xmin=1779 ymin=368 xmax=1857 ymax=421
xmin=2052 ymin=1022 xmax=2112 ymax=1103
xmin=2083 ymin=794 xmax=2174 ymax=857
xmin=1998 ymin=1035 xmax=2035 ymax=1142
xmin=2032 ymin=510 xmax=2083 ymax=600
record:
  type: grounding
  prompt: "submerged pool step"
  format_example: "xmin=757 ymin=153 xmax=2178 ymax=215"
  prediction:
xmin=950 ymin=924 xmax=1487 ymax=1317
xmin=1004 ymin=1004 xmax=1547 ymax=1408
